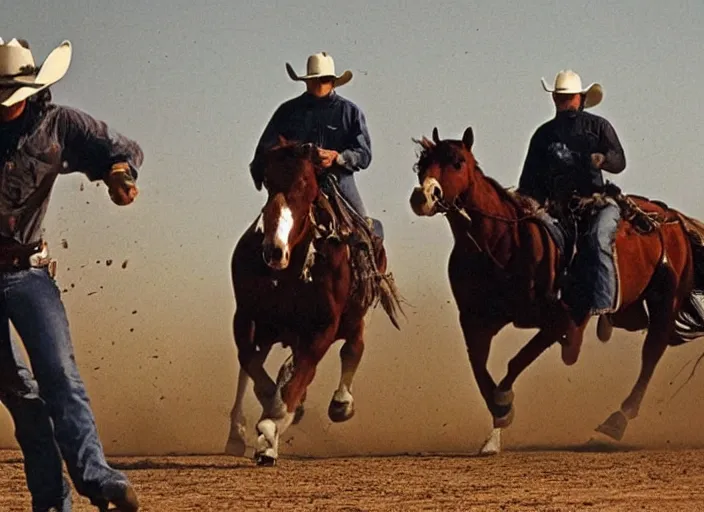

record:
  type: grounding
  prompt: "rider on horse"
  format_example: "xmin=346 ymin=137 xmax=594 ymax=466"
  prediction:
xmin=517 ymin=70 xmax=627 ymax=339
xmin=251 ymin=52 xmax=379 ymax=236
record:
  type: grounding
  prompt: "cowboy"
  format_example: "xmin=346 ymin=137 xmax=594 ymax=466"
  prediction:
xmin=517 ymin=70 xmax=626 ymax=361
xmin=0 ymin=38 xmax=142 ymax=511
xmin=251 ymin=52 xmax=374 ymax=225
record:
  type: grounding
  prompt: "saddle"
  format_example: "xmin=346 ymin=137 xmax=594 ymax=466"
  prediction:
xmin=314 ymin=173 xmax=394 ymax=314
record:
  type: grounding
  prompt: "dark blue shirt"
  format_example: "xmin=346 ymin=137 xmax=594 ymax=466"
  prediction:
xmin=252 ymin=91 xmax=371 ymax=185
xmin=517 ymin=109 xmax=626 ymax=204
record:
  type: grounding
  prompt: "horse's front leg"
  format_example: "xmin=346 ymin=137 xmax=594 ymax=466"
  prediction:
xmin=459 ymin=313 xmax=507 ymax=455
xmin=497 ymin=326 xmax=559 ymax=393
xmin=225 ymin=310 xmax=275 ymax=456
xmin=328 ymin=319 xmax=365 ymax=423
xmin=255 ymin=322 xmax=339 ymax=466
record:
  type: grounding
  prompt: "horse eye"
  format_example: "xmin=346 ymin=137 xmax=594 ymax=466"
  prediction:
xmin=453 ymin=161 xmax=463 ymax=170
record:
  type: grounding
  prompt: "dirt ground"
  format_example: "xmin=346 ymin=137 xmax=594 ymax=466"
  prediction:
xmin=2 ymin=448 xmax=704 ymax=512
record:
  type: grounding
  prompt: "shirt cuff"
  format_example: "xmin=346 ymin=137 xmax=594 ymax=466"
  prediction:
xmin=335 ymin=153 xmax=346 ymax=166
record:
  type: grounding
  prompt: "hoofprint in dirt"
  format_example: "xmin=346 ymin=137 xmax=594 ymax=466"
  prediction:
xmin=1 ymin=449 xmax=703 ymax=511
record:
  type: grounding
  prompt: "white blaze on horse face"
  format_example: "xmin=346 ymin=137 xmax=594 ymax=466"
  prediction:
xmin=274 ymin=203 xmax=294 ymax=250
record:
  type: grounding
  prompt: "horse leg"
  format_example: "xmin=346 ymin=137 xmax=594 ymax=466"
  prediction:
xmin=328 ymin=321 xmax=364 ymax=423
xmin=254 ymin=324 xmax=338 ymax=466
xmin=596 ymin=272 xmax=676 ymax=441
xmin=460 ymin=314 xmax=508 ymax=455
xmin=225 ymin=311 xmax=275 ymax=455
xmin=497 ymin=327 xmax=559 ymax=396
xmin=225 ymin=366 xmax=252 ymax=456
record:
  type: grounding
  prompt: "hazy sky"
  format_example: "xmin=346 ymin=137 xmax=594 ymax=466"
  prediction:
xmin=1 ymin=1 xmax=703 ymax=455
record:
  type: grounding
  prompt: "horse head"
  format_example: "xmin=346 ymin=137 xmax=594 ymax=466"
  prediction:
xmin=409 ymin=126 xmax=477 ymax=216
xmin=253 ymin=136 xmax=320 ymax=270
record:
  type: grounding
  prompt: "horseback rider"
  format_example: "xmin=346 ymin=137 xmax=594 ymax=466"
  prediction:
xmin=0 ymin=38 xmax=141 ymax=511
xmin=251 ymin=52 xmax=381 ymax=237
xmin=517 ymin=69 xmax=626 ymax=362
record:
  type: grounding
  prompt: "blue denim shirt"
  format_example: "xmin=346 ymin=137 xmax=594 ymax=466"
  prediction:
xmin=251 ymin=91 xmax=372 ymax=186
xmin=0 ymin=103 xmax=143 ymax=244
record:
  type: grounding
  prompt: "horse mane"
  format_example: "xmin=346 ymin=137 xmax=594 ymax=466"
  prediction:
xmin=413 ymin=138 xmax=540 ymax=216
xmin=250 ymin=139 xmax=323 ymax=189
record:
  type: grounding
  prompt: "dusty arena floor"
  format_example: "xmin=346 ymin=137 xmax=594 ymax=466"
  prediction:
xmin=2 ymin=448 xmax=704 ymax=511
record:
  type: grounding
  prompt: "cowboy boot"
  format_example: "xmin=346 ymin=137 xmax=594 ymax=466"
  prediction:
xmin=96 ymin=481 xmax=139 ymax=512
xmin=560 ymin=307 xmax=589 ymax=366
xmin=596 ymin=314 xmax=614 ymax=342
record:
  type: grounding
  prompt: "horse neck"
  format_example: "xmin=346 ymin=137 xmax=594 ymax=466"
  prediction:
xmin=449 ymin=172 xmax=520 ymax=258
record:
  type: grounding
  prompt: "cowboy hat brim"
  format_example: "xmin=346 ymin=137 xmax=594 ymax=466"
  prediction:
xmin=285 ymin=62 xmax=353 ymax=88
xmin=541 ymin=77 xmax=603 ymax=109
xmin=0 ymin=40 xmax=72 ymax=107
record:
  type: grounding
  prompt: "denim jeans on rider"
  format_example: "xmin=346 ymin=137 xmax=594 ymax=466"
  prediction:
xmin=0 ymin=266 xmax=131 ymax=511
xmin=564 ymin=202 xmax=621 ymax=318
xmin=336 ymin=172 xmax=368 ymax=217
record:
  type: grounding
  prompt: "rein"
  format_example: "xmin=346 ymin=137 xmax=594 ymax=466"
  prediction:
xmin=436 ymin=194 xmax=537 ymax=271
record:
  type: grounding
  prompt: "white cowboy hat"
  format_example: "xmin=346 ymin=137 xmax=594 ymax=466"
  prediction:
xmin=285 ymin=52 xmax=353 ymax=88
xmin=0 ymin=38 xmax=72 ymax=107
xmin=541 ymin=69 xmax=603 ymax=109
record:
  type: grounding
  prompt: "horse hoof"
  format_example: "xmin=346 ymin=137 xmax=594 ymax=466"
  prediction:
xmin=595 ymin=410 xmax=628 ymax=441
xmin=328 ymin=400 xmax=355 ymax=423
xmin=597 ymin=315 xmax=613 ymax=342
xmin=479 ymin=428 xmax=502 ymax=456
xmin=292 ymin=404 xmax=305 ymax=425
xmin=255 ymin=452 xmax=277 ymax=467
xmin=494 ymin=388 xmax=514 ymax=407
xmin=493 ymin=404 xmax=515 ymax=429
xmin=224 ymin=436 xmax=247 ymax=457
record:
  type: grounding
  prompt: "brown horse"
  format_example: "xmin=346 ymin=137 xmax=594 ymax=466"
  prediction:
xmin=226 ymin=138 xmax=402 ymax=465
xmin=409 ymin=126 xmax=704 ymax=454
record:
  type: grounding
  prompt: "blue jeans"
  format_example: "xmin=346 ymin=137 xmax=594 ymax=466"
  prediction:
xmin=0 ymin=267 xmax=130 ymax=510
xmin=564 ymin=202 xmax=620 ymax=317
xmin=335 ymin=172 xmax=386 ymax=240
xmin=336 ymin=172 xmax=368 ymax=218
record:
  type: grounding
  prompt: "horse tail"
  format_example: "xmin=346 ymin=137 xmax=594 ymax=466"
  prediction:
xmin=671 ymin=211 xmax=704 ymax=342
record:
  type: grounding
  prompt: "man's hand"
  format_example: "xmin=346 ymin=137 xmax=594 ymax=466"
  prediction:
xmin=106 ymin=163 xmax=139 ymax=206
xmin=591 ymin=153 xmax=606 ymax=168
xmin=317 ymin=148 xmax=339 ymax=168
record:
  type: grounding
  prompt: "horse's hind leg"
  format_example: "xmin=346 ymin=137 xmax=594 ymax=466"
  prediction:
xmin=225 ymin=366 xmax=251 ymax=456
xmin=596 ymin=271 xmax=676 ymax=441
xmin=328 ymin=321 xmax=364 ymax=423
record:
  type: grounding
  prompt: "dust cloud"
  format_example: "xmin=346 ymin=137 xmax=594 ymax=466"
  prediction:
xmin=2 ymin=175 xmax=704 ymax=458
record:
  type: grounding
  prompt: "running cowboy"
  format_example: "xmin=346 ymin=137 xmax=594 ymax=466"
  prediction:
xmin=517 ymin=69 xmax=627 ymax=360
xmin=0 ymin=38 xmax=142 ymax=511
xmin=251 ymin=52 xmax=378 ymax=233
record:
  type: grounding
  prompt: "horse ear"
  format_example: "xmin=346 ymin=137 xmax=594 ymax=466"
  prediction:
xmin=462 ymin=127 xmax=474 ymax=149
xmin=432 ymin=127 xmax=440 ymax=144
xmin=277 ymin=134 xmax=288 ymax=146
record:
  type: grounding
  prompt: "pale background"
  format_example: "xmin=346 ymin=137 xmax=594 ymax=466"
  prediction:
xmin=0 ymin=0 xmax=703 ymax=456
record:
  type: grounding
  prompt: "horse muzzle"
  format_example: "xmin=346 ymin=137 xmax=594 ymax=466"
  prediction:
xmin=410 ymin=177 xmax=443 ymax=216
xmin=262 ymin=240 xmax=291 ymax=270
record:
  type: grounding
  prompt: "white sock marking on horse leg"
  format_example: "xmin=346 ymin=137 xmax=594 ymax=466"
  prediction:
xmin=332 ymin=383 xmax=353 ymax=404
xmin=479 ymin=428 xmax=502 ymax=456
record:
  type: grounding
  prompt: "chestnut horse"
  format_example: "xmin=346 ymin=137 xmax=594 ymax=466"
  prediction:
xmin=226 ymin=138 xmax=402 ymax=465
xmin=409 ymin=126 xmax=704 ymax=454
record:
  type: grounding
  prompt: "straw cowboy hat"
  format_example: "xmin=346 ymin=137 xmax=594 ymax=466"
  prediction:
xmin=0 ymin=38 xmax=72 ymax=107
xmin=541 ymin=70 xmax=603 ymax=109
xmin=285 ymin=52 xmax=353 ymax=88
